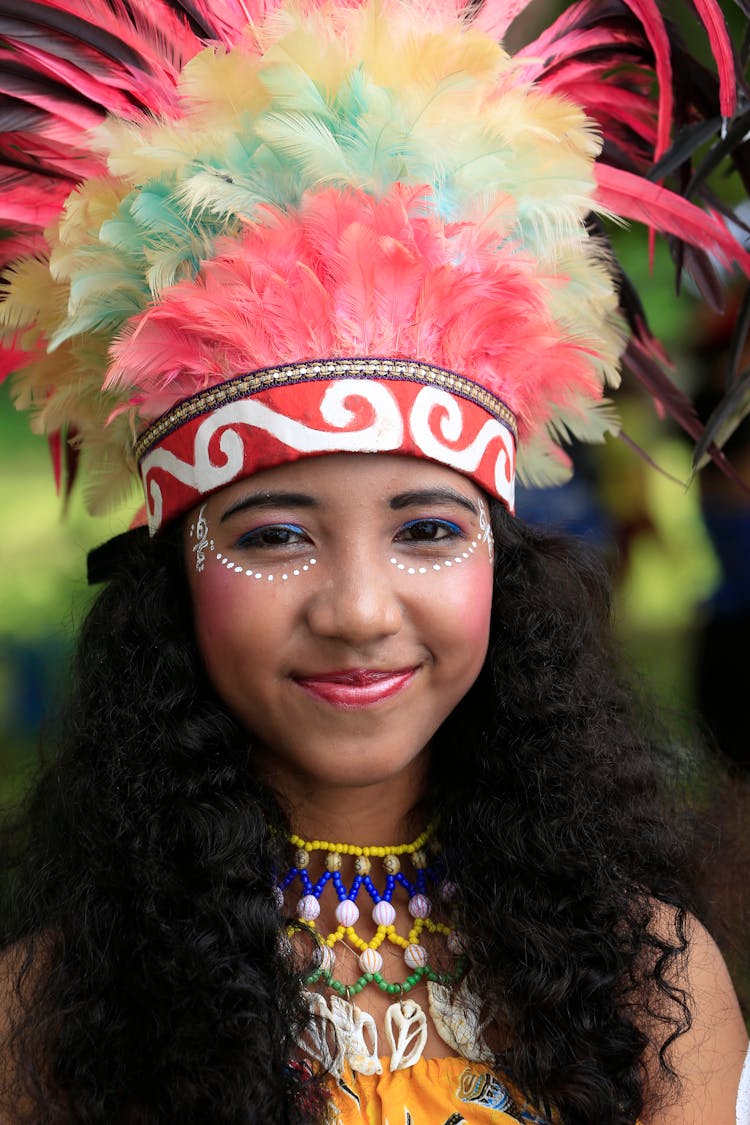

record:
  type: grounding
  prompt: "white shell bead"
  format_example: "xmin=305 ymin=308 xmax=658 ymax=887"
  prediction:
xmin=447 ymin=929 xmax=466 ymax=955
xmin=385 ymin=998 xmax=428 ymax=1071
xmin=274 ymin=886 xmax=285 ymax=909
xmin=408 ymin=894 xmax=431 ymax=918
xmin=358 ymin=947 xmax=383 ymax=974
xmin=404 ymin=943 xmax=427 ymax=969
xmin=318 ymin=944 xmax=336 ymax=972
xmin=335 ymin=899 xmax=360 ymax=927
xmin=297 ymin=894 xmax=320 ymax=921
xmin=372 ymin=901 xmax=396 ymax=926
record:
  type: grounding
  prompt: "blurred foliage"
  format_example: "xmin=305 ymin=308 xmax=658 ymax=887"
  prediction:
xmin=0 ymin=393 xmax=138 ymax=803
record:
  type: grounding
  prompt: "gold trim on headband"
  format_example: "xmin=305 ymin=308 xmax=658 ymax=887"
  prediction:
xmin=134 ymin=358 xmax=518 ymax=462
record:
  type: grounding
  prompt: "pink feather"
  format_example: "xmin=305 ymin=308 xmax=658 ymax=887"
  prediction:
xmin=470 ymin=0 xmax=535 ymax=40
xmin=0 ymin=179 xmax=73 ymax=227
xmin=516 ymin=23 xmax=644 ymax=82
xmin=692 ymin=0 xmax=737 ymax=119
xmin=617 ymin=0 xmax=672 ymax=162
xmin=0 ymin=44 xmax=140 ymax=119
xmin=594 ymin=164 xmax=750 ymax=276
xmin=108 ymin=185 xmax=616 ymax=450
xmin=543 ymin=75 xmax=658 ymax=148
xmin=0 ymin=232 xmax=48 ymax=272
xmin=0 ymin=131 xmax=104 ymax=182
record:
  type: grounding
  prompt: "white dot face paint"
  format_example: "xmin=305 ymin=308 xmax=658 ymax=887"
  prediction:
xmin=188 ymin=505 xmax=317 ymax=581
xmin=384 ymin=495 xmax=494 ymax=577
xmin=189 ymin=476 xmax=495 ymax=592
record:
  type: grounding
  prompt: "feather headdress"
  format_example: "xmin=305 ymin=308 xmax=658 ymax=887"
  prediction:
xmin=2 ymin=0 xmax=749 ymax=530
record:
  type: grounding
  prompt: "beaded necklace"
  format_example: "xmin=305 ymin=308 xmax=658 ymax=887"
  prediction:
xmin=278 ymin=824 xmax=466 ymax=999
xmin=278 ymin=827 xmax=488 ymax=1077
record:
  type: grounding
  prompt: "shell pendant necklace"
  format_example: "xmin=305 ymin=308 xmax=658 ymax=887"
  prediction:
xmin=277 ymin=825 xmax=487 ymax=1076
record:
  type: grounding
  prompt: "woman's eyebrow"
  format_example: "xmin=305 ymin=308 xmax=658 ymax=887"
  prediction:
xmin=389 ymin=488 xmax=478 ymax=515
xmin=220 ymin=492 xmax=318 ymax=522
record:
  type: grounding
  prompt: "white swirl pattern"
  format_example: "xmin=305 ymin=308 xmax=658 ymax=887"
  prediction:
xmin=409 ymin=387 xmax=515 ymax=508
xmin=141 ymin=381 xmax=404 ymax=530
xmin=141 ymin=380 xmax=515 ymax=530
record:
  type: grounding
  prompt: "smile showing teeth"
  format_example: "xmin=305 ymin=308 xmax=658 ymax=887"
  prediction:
xmin=293 ymin=668 xmax=417 ymax=709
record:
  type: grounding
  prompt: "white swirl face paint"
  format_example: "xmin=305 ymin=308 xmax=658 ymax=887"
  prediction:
xmin=478 ymin=497 xmax=494 ymax=564
xmin=188 ymin=504 xmax=213 ymax=573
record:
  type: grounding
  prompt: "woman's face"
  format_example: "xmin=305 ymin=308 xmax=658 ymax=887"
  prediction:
xmin=184 ymin=454 xmax=494 ymax=793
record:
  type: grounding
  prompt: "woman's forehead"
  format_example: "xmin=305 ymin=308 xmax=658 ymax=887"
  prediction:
xmin=198 ymin=453 xmax=485 ymax=516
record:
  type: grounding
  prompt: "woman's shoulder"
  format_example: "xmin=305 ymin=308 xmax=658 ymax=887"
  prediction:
xmin=0 ymin=944 xmax=26 ymax=1114
xmin=641 ymin=908 xmax=748 ymax=1125
xmin=0 ymin=942 xmax=27 ymax=1047
xmin=0 ymin=939 xmax=60 ymax=1122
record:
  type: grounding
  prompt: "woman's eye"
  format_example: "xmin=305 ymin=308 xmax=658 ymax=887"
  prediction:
xmin=395 ymin=519 xmax=462 ymax=543
xmin=235 ymin=524 xmax=308 ymax=549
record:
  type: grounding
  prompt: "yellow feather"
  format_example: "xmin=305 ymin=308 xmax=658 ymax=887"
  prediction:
xmin=369 ymin=27 xmax=503 ymax=91
xmin=180 ymin=46 xmax=270 ymax=126
xmin=93 ymin=120 xmax=205 ymax=182
xmin=265 ymin=19 xmax=349 ymax=100
xmin=56 ymin=178 xmax=128 ymax=247
xmin=0 ymin=258 xmax=66 ymax=333
xmin=11 ymin=349 xmax=72 ymax=417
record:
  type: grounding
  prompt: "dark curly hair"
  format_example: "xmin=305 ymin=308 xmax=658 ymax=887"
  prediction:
xmin=0 ymin=503 xmax=705 ymax=1124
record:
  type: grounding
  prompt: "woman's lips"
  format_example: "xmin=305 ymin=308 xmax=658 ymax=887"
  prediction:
xmin=293 ymin=668 xmax=417 ymax=710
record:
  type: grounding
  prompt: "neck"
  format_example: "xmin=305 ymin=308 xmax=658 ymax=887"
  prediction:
xmin=265 ymin=759 xmax=430 ymax=847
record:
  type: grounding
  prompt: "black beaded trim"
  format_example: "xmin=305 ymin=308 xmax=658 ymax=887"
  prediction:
xmin=134 ymin=358 xmax=517 ymax=463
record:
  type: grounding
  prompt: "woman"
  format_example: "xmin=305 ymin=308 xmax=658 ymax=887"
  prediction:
xmin=0 ymin=0 xmax=748 ymax=1122
xmin=2 ymin=450 xmax=748 ymax=1123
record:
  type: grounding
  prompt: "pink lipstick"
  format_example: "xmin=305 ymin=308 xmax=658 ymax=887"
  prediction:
xmin=293 ymin=668 xmax=416 ymax=710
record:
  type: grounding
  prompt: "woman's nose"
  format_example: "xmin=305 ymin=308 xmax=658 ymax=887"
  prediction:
xmin=305 ymin=553 xmax=403 ymax=645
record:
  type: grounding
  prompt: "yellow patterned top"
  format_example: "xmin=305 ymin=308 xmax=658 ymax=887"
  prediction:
xmin=324 ymin=1057 xmax=647 ymax=1124
xmin=324 ymin=1056 xmax=555 ymax=1123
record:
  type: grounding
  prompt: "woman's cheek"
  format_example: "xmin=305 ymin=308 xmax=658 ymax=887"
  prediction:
xmin=465 ymin=564 xmax=494 ymax=645
xmin=427 ymin=554 xmax=494 ymax=649
xmin=191 ymin=566 xmax=252 ymax=651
